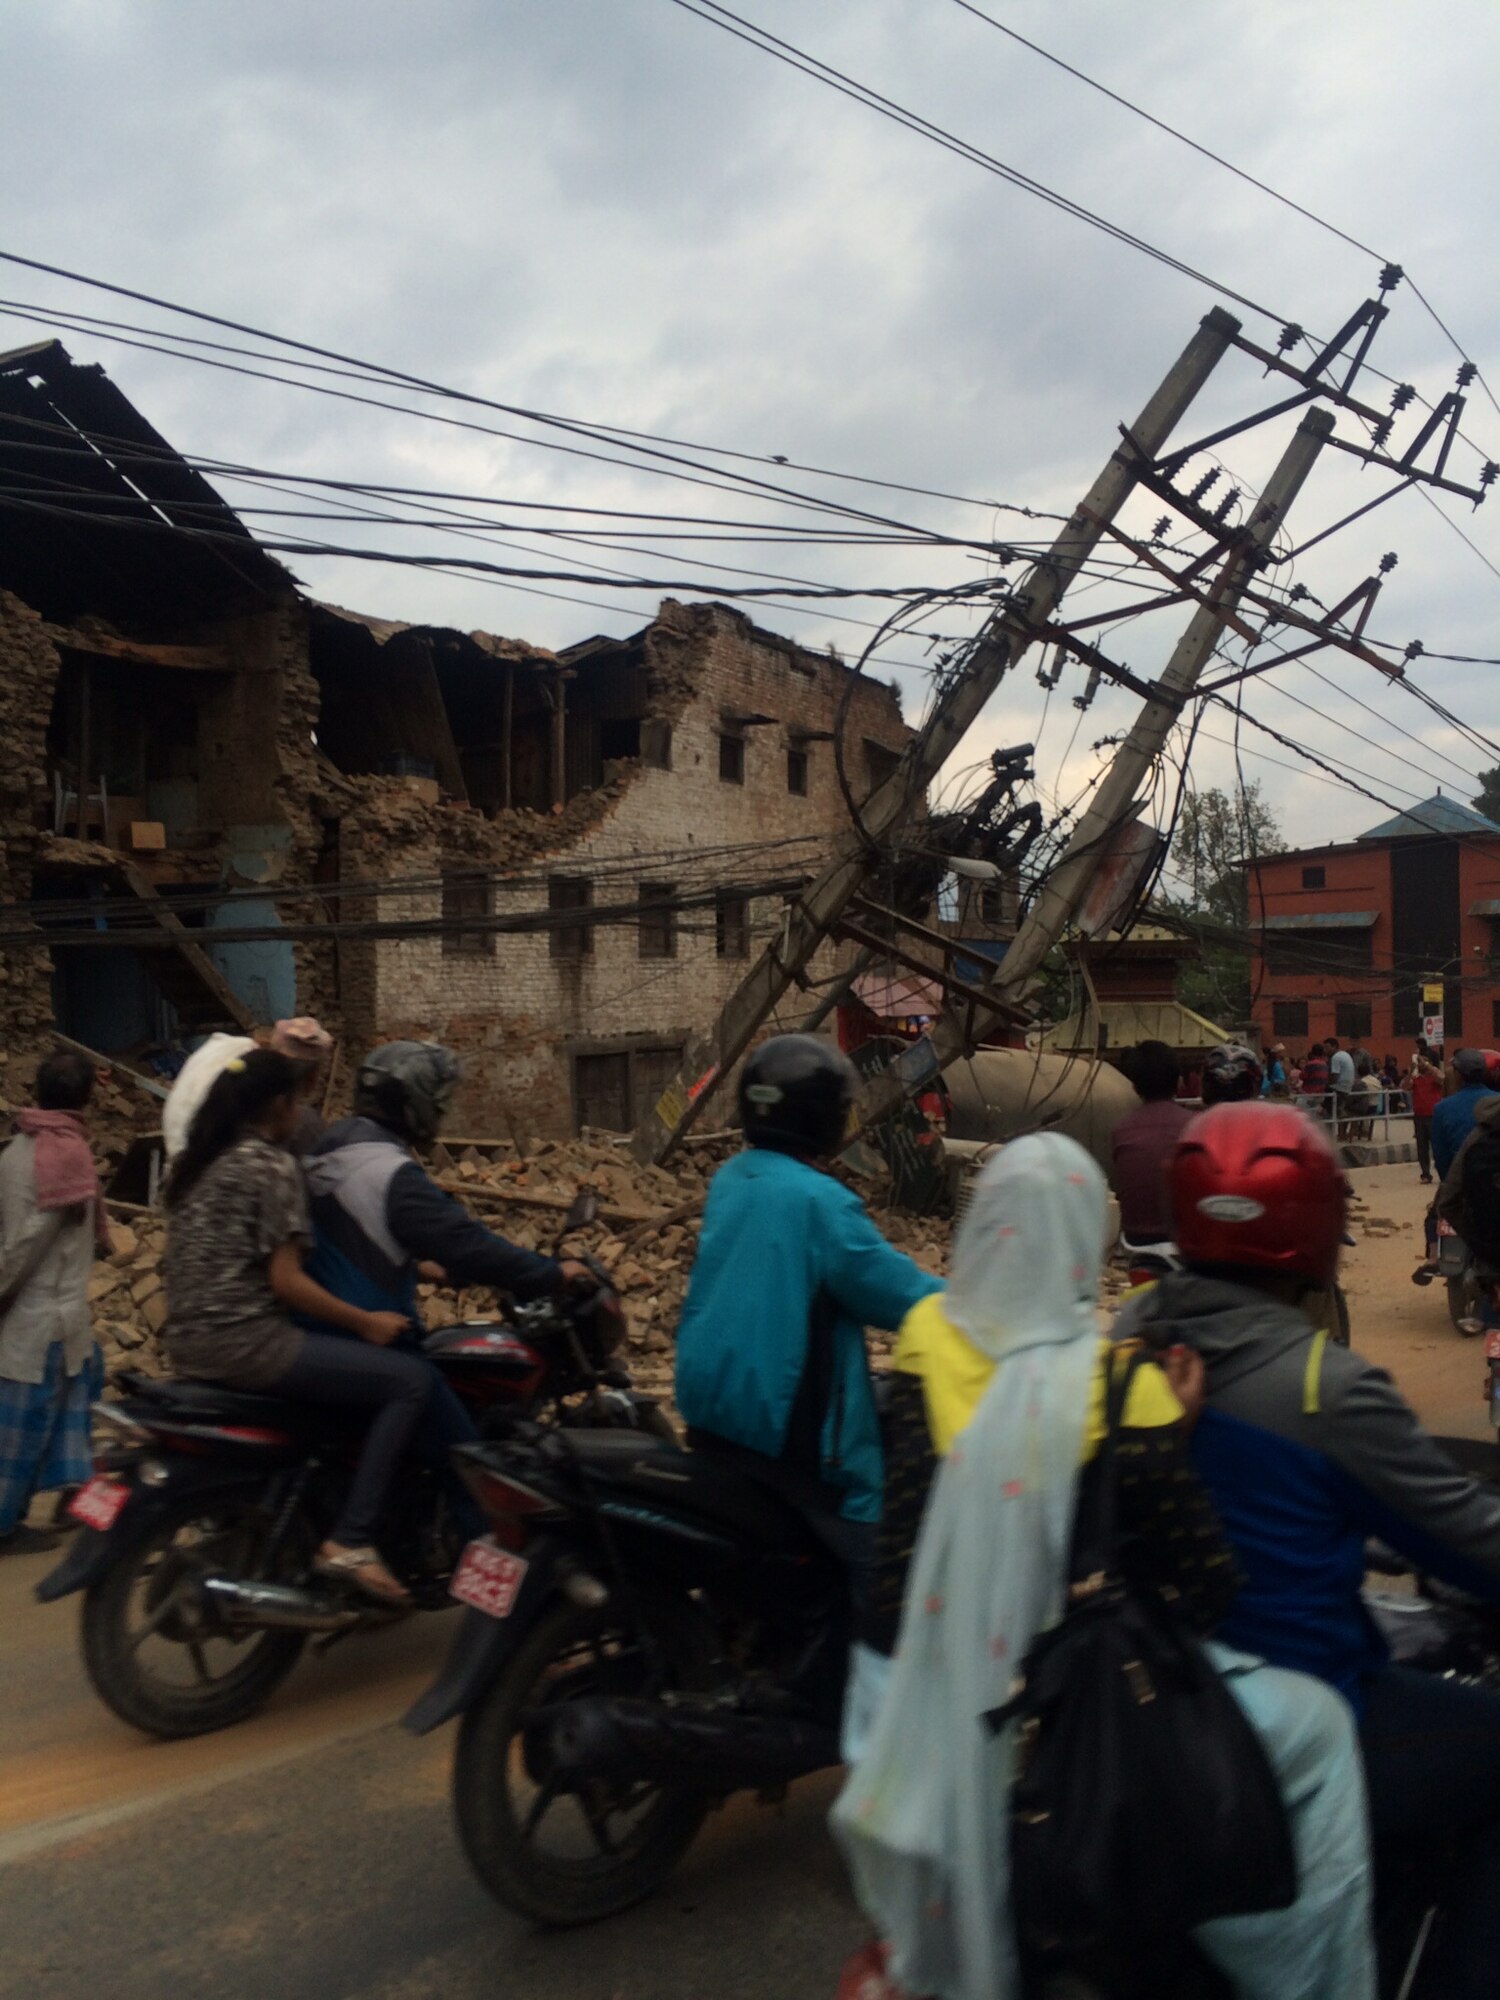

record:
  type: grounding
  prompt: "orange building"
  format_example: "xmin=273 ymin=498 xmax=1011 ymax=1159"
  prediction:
xmin=1246 ymin=794 xmax=1500 ymax=1061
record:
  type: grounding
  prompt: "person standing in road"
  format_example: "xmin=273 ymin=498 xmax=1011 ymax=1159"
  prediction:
xmin=1409 ymin=1053 xmax=1444 ymax=1185
xmin=1300 ymin=1043 xmax=1329 ymax=1106
xmin=1327 ymin=1037 xmax=1356 ymax=1140
xmin=1111 ymin=1040 xmax=1193 ymax=1252
xmin=0 ymin=1049 xmax=109 ymax=1557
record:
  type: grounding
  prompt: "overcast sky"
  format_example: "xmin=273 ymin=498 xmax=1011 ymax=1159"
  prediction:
xmin=5 ymin=0 xmax=1500 ymax=860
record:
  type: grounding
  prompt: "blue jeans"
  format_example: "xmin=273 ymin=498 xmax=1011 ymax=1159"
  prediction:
xmin=1360 ymin=1664 xmax=1500 ymax=1999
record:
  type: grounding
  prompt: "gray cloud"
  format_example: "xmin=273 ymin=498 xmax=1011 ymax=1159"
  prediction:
xmin=4 ymin=0 xmax=1500 ymax=850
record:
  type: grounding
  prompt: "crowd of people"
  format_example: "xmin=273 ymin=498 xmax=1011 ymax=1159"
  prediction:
xmin=7 ymin=1019 xmax=1500 ymax=1996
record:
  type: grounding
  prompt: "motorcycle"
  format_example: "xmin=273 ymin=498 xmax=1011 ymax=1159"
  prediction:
xmin=403 ymin=1420 xmax=850 ymax=1927
xmin=1412 ymin=1214 xmax=1488 ymax=1334
xmin=37 ymin=1193 xmax=672 ymax=1740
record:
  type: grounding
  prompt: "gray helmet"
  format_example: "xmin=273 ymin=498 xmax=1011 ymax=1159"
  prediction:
xmin=354 ymin=1041 xmax=460 ymax=1145
xmin=1454 ymin=1047 xmax=1488 ymax=1084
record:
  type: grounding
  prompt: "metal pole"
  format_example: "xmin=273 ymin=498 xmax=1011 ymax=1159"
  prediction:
xmin=856 ymin=405 xmax=1335 ymax=1133
xmin=632 ymin=305 xmax=1243 ymax=1164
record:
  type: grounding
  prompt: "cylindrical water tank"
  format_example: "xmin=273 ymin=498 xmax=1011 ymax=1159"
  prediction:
xmin=943 ymin=1048 xmax=1139 ymax=1175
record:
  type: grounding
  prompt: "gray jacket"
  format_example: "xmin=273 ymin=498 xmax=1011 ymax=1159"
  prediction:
xmin=0 ymin=1135 xmax=99 ymax=1383
xmin=1115 ymin=1269 xmax=1500 ymax=1697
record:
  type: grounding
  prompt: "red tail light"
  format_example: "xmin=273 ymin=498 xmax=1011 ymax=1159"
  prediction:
xmin=458 ymin=1462 xmax=561 ymax=1549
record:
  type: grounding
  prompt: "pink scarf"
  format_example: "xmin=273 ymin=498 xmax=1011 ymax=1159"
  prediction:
xmin=16 ymin=1107 xmax=110 ymax=1246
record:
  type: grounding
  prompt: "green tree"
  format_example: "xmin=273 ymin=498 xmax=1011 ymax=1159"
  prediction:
xmin=1163 ymin=782 xmax=1285 ymax=1026
xmin=1473 ymin=768 xmax=1500 ymax=825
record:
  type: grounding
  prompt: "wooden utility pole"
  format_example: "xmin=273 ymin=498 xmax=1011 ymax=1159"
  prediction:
xmin=853 ymin=404 xmax=1335 ymax=1133
xmin=631 ymin=305 xmax=1242 ymax=1164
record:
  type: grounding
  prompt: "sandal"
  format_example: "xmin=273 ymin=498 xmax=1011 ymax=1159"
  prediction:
xmin=315 ymin=1542 xmax=411 ymax=1607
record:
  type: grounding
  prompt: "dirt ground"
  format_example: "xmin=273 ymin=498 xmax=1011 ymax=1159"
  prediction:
xmin=1341 ymin=1161 xmax=1492 ymax=1444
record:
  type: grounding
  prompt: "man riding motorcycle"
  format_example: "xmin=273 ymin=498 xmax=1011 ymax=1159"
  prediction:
xmin=1117 ymin=1100 xmax=1500 ymax=2000
xmin=674 ymin=1035 xmax=941 ymax=1598
xmin=301 ymin=1042 xmax=592 ymax=1522
xmin=1420 ymin=1047 xmax=1500 ymax=1270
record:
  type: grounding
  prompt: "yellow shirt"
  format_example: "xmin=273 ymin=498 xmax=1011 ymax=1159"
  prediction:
xmin=891 ymin=1291 xmax=1183 ymax=1460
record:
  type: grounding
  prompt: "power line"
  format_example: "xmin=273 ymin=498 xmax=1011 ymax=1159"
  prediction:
xmin=664 ymin=0 xmax=1289 ymax=325
xmin=0 ymin=258 xmax=1043 ymax=544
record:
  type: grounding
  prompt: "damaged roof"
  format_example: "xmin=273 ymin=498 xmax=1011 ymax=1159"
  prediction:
xmin=0 ymin=339 xmax=291 ymax=629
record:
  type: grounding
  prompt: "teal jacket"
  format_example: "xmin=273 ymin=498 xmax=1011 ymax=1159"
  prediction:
xmin=675 ymin=1148 xmax=942 ymax=1522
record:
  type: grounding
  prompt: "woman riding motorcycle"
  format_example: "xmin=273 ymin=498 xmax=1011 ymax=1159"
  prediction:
xmin=835 ymin=1136 xmax=1373 ymax=2000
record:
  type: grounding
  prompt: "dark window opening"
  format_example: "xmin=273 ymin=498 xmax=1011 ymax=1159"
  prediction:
xmin=599 ymin=718 xmax=641 ymax=765
xmin=571 ymin=1041 xmax=685 ymax=1134
xmin=978 ymin=886 xmax=1005 ymax=926
xmin=1301 ymin=866 xmax=1326 ymax=889
xmin=549 ymin=875 xmax=593 ymax=959
xmin=1272 ymin=999 xmax=1309 ymax=1038
xmin=443 ymin=873 xmax=493 ymax=957
xmin=641 ymin=719 xmax=673 ymax=770
xmin=719 ymin=733 xmax=746 ymax=785
xmin=1335 ymin=1000 xmax=1372 ymax=1039
xmin=638 ymin=881 xmax=677 ymax=960
xmin=1492 ymin=999 xmax=1500 ymax=1040
xmin=787 ymin=746 xmax=809 ymax=796
xmin=716 ymin=892 xmax=750 ymax=959
xmin=864 ymin=739 xmax=901 ymax=790
xmin=574 ymin=1052 xmax=630 ymax=1132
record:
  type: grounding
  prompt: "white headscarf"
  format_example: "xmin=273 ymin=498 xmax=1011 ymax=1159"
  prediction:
xmin=833 ymin=1134 xmax=1108 ymax=2000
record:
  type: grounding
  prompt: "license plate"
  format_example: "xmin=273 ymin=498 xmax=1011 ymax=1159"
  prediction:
xmin=69 ymin=1475 xmax=131 ymax=1532
xmin=1487 ymin=1331 xmax=1500 ymax=1362
xmin=449 ymin=1537 xmax=529 ymax=1619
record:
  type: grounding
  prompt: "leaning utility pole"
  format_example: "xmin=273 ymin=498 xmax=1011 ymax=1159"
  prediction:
xmin=852 ymin=404 xmax=1335 ymax=1134
xmin=631 ymin=305 xmax=1243 ymax=1163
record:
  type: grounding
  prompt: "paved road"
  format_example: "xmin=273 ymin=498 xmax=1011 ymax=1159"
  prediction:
xmin=0 ymin=1539 xmax=860 ymax=2000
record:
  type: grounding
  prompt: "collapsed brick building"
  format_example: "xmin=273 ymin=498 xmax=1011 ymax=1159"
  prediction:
xmin=0 ymin=339 xmax=917 ymax=1136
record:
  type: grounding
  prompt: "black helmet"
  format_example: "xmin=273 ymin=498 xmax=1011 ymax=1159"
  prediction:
xmin=355 ymin=1041 xmax=460 ymax=1145
xmin=739 ymin=1034 xmax=857 ymax=1158
xmin=1454 ymin=1046 xmax=1488 ymax=1084
xmin=1200 ymin=1042 xmax=1264 ymax=1105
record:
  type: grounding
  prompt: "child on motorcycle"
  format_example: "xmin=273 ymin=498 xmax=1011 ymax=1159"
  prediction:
xmin=163 ymin=1049 xmax=428 ymax=1606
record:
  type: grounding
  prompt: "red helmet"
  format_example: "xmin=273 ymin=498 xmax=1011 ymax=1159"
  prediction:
xmin=1171 ymin=1101 xmax=1347 ymax=1288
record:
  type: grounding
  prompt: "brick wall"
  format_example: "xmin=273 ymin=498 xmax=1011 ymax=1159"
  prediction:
xmin=361 ymin=602 xmax=915 ymax=1137
xmin=0 ymin=592 xmax=61 ymax=1040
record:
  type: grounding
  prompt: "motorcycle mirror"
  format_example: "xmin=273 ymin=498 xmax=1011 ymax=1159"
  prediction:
xmin=562 ymin=1189 xmax=599 ymax=1233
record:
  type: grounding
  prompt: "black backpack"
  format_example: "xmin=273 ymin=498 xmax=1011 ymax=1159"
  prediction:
xmin=990 ymin=1352 xmax=1296 ymax=1959
xmin=1460 ymin=1124 xmax=1500 ymax=1261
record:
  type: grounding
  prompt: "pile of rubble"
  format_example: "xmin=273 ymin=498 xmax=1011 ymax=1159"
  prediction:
xmin=87 ymin=1131 xmax=955 ymax=1397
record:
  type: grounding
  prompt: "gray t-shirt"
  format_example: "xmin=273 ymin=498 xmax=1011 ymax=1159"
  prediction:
xmin=164 ymin=1136 xmax=311 ymax=1389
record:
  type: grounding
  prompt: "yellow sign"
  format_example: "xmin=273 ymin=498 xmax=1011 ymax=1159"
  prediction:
xmin=1422 ymin=982 xmax=1444 ymax=1007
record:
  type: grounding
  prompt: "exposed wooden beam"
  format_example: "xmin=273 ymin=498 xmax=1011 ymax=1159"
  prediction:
xmin=45 ymin=629 xmax=233 ymax=671
xmin=117 ymin=860 xmax=258 ymax=1034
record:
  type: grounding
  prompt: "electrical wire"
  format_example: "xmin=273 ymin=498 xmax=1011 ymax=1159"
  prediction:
xmin=941 ymin=0 xmax=1500 ymax=436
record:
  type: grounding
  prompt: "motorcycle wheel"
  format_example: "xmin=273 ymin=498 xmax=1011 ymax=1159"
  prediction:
xmin=454 ymin=1594 xmax=713 ymax=1926
xmin=81 ymin=1488 xmax=309 ymax=1739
